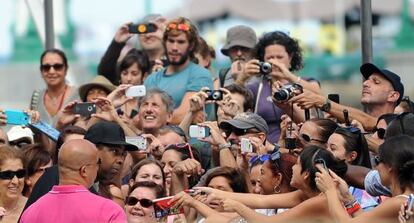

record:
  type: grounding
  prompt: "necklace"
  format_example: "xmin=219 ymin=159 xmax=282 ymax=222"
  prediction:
xmin=3 ymin=200 xmax=20 ymax=216
xmin=44 ymin=85 xmax=68 ymax=116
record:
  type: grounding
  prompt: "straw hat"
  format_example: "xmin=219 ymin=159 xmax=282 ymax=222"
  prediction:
xmin=78 ymin=75 xmax=116 ymax=102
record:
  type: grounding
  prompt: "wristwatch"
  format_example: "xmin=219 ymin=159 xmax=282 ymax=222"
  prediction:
xmin=321 ymin=99 xmax=331 ymax=112
xmin=218 ymin=143 xmax=231 ymax=150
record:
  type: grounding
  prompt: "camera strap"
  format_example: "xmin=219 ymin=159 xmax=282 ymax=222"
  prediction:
xmin=254 ymin=76 xmax=265 ymax=114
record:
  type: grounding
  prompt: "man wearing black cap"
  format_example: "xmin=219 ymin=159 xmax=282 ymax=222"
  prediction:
xmin=219 ymin=25 xmax=257 ymax=87
xmin=290 ymin=63 xmax=405 ymax=131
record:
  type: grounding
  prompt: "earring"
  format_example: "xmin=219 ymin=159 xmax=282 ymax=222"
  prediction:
xmin=273 ymin=185 xmax=281 ymax=194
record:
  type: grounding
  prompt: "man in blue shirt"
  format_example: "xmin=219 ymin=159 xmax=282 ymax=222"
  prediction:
xmin=144 ymin=17 xmax=213 ymax=125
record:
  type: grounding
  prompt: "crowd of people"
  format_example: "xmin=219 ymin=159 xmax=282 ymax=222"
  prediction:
xmin=0 ymin=13 xmax=413 ymax=223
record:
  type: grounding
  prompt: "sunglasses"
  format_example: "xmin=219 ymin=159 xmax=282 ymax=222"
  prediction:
xmin=374 ymin=155 xmax=383 ymax=166
xmin=166 ymin=23 xmax=190 ymax=32
xmin=125 ymin=196 xmax=153 ymax=208
xmin=299 ymin=133 xmax=326 ymax=144
xmin=0 ymin=169 xmax=26 ymax=180
xmin=40 ymin=63 xmax=65 ymax=72
xmin=165 ymin=143 xmax=194 ymax=159
xmin=224 ymin=128 xmax=261 ymax=137
xmin=249 ymin=154 xmax=270 ymax=165
xmin=373 ymin=127 xmax=386 ymax=139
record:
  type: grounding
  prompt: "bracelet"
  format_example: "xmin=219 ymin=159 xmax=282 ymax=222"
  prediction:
xmin=218 ymin=143 xmax=231 ymax=150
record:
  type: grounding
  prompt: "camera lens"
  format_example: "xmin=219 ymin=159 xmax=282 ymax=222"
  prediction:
xmin=212 ymin=91 xmax=222 ymax=100
xmin=274 ymin=89 xmax=289 ymax=102
xmin=260 ymin=62 xmax=272 ymax=74
xmin=87 ymin=106 xmax=93 ymax=112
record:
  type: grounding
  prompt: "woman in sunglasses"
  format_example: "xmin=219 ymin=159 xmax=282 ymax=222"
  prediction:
xmin=327 ymin=127 xmax=381 ymax=211
xmin=316 ymin=135 xmax=414 ymax=223
xmin=125 ymin=181 xmax=165 ymax=223
xmin=0 ymin=145 xmax=27 ymax=222
xmin=33 ymin=49 xmax=79 ymax=125
xmin=196 ymin=146 xmax=347 ymax=222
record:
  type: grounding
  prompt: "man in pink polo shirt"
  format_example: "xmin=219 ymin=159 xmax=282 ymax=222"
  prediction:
xmin=20 ymin=139 xmax=126 ymax=223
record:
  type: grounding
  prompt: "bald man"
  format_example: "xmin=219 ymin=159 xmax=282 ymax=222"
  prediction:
xmin=20 ymin=139 xmax=127 ymax=223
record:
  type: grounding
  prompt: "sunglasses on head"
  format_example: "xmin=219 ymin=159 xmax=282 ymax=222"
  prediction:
xmin=166 ymin=23 xmax=190 ymax=32
xmin=165 ymin=143 xmax=194 ymax=159
xmin=373 ymin=127 xmax=386 ymax=139
xmin=0 ymin=169 xmax=25 ymax=180
xmin=374 ymin=155 xmax=383 ymax=166
xmin=299 ymin=133 xmax=326 ymax=144
xmin=125 ymin=196 xmax=153 ymax=208
xmin=40 ymin=63 xmax=65 ymax=72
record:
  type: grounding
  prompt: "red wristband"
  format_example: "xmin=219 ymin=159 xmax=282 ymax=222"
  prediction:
xmin=346 ymin=202 xmax=361 ymax=215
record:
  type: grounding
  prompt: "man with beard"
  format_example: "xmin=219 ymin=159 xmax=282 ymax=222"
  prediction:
xmin=144 ymin=17 xmax=214 ymax=125
xmin=98 ymin=14 xmax=168 ymax=85
xmin=219 ymin=25 xmax=257 ymax=87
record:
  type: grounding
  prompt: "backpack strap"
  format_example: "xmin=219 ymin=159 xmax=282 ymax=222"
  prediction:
xmin=218 ymin=68 xmax=230 ymax=87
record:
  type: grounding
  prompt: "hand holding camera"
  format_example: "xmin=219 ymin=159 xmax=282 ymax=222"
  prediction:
xmin=288 ymin=88 xmax=326 ymax=110
xmin=273 ymin=83 xmax=303 ymax=102
xmin=114 ymin=23 xmax=133 ymax=43
xmin=107 ymin=84 xmax=134 ymax=108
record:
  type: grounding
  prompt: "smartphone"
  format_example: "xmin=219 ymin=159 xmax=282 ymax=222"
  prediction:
xmin=73 ymin=103 xmax=96 ymax=117
xmin=125 ymin=85 xmax=146 ymax=98
xmin=125 ymin=136 xmax=147 ymax=150
xmin=153 ymin=196 xmax=184 ymax=218
xmin=29 ymin=121 xmax=60 ymax=141
xmin=128 ymin=23 xmax=157 ymax=34
xmin=4 ymin=110 xmax=30 ymax=125
xmin=204 ymin=90 xmax=223 ymax=101
xmin=189 ymin=125 xmax=210 ymax=138
xmin=240 ymin=138 xmax=253 ymax=153
xmin=328 ymin=94 xmax=340 ymax=104
xmin=315 ymin=158 xmax=328 ymax=172
xmin=405 ymin=194 xmax=414 ymax=220
xmin=343 ymin=109 xmax=350 ymax=127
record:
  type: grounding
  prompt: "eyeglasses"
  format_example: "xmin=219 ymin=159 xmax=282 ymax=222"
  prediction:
xmin=0 ymin=169 xmax=25 ymax=180
xmin=125 ymin=196 xmax=153 ymax=208
xmin=299 ymin=133 xmax=326 ymax=144
xmin=374 ymin=156 xmax=383 ymax=166
xmin=373 ymin=127 xmax=386 ymax=139
xmin=165 ymin=143 xmax=194 ymax=159
xmin=40 ymin=63 xmax=65 ymax=72
xmin=166 ymin=23 xmax=190 ymax=32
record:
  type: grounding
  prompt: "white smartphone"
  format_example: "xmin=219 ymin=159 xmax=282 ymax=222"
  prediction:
xmin=189 ymin=125 xmax=210 ymax=138
xmin=240 ymin=138 xmax=253 ymax=153
xmin=125 ymin=136 xmax=147 ymax=150
xmin=125 ymin=85 xmax=146 ymax=97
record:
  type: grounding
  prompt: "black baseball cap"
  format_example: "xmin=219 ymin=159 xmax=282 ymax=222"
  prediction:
xmin=85 ymin=121 xmax=137 ymax=151
xmin=360 ymin=63 xmax=404 ymax=105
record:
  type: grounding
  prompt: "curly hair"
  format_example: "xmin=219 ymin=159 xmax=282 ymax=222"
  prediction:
xmin=254 ymin=31 xmax=303 ymax=72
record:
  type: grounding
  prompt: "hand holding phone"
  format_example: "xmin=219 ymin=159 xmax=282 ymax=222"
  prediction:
xmin=189 ymin=125 xmax=210 ymax=138
xmin=240 ymin=138 xmax=253 ymax=153
xmin=73 ymin=103 xmax=96 ymax=117
xmin=405 ymin=194 xmax=414 ymax=220
xmin=125 ymin=85 xmax=146 ymax=98
xmin=4 ymin=109 xmax=30 ymax=125
xmin=153 ymin=196 xmax=184 ymax=218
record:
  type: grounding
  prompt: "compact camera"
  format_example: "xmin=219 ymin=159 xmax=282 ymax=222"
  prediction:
xmin=259 ymin=61 xmax=272 ymax=75
xmin=125 ymin=136 xmax=147 ymax=150
xmin=273 ymin=83 xmax=303 ymax=102
xmin=128 ymin=23 xmax=157 ymax=34
xmin=125 ymin=85 xmax=146 ymax=97
xmin=205 ymin=90 xmax=223 ymax=101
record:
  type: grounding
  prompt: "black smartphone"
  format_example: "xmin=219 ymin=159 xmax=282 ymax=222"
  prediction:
xmin=315 ymin=158 xmax=328 ymax=172
xmin=328 ymin=94 xmax=340 ymax=104
xmin=128 ymin=23 xmax=157 ymax=34
xmin=73 ymin=103 xmax=96 ymax=117
xmin=343 ymin=109 xmax=350 ymax=127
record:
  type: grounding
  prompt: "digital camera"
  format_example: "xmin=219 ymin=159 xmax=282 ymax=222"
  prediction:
xmin=128 ymin=23 xmax=157 ymax=34
xmin=205 ymin=90 xmax=223 ymax=101
xmin=273 ymin=83 xmax=303 ymax=102
xmin=259 ymin=62 xmax=272 ymax=75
